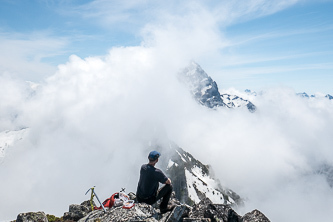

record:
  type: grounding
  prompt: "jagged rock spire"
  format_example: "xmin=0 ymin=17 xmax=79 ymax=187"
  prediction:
xmin=179 ymin=62 xmax=256 ymax=112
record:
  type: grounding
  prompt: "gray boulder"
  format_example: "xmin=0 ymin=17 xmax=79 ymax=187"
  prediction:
xmin=63 ymin=201 xmax=93 ymax=221
xmin=189 ymin=198 xmax=242 ymax=222
xmin=16 ymin=211 xmax=48 ymax=222
xmin=158 ymin=205 xmax=189 ymax=222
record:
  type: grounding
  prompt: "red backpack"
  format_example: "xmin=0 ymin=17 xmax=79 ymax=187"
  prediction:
xmin=94 ymin=192 xmax=119 ymax=210
xmin=94 ymin=192 xmax=135 ymax=210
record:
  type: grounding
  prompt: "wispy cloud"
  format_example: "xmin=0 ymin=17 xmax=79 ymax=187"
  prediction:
xmin=218 ymin=51 xmax=333 ymax=67
xmin=211 ymin=0 xmax=301 ymax=25
xmin=66 ymin=0 xmax=159 ymax=29
xmin=0 ymin=31 xmax=69 ymax=80
xmin=220 ymin=62 xmax=333 ymax=77
xmin=66 ymin=0 xmax=302 ymax=32
xmin=228 ymin=24 xmax=333 ymax=48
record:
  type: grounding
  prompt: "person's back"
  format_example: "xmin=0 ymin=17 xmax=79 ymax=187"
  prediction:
xmin=137 ymin=163 xmax=167 ymax=199
xmin=136 ymin=151 xmax=175 ymax=213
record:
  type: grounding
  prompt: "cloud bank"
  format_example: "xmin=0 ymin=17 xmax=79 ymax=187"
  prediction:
xmin=1 ymin=45 xmax=333 ymax=222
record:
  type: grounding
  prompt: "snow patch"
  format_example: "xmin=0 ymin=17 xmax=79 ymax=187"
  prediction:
xmin=167 ymin=159 xmax=178 ymax=169
xmin=184 ymin=165 xmax=232 ymax=204
xmin=190 ymin=166 xmax=225 ymax=204
xmin=185 ymin=168 xmax=201 ymax=203
xmin=176 ymin=150 xmax=187 ymax=162
xmin=0 ymin=128 xmax=28 ymax=158
xmin=201 ymin=85 xmax=212 ymax=96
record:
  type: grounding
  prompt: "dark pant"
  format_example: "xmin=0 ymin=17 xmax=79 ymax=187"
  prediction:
xmin=137 ymin=184 xmax=173 ymax=209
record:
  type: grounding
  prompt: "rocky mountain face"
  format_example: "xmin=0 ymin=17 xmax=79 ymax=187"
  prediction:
xmin=178 ymin=62 xmax=256 ymax=112
xmin=159 ymin=145 xmax=242 ymax=207
xmin=14 ymin=195 xmax=270 ymax=222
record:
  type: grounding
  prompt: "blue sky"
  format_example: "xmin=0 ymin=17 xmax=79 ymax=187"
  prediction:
xmin=0 ymin=0 xmax=332 ymax=94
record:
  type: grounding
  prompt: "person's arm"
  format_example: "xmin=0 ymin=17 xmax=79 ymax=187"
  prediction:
xmin=165 ymin=178 xmax=171 ymax=184
xmin=156 ymin=168 xmax=171 ymax=184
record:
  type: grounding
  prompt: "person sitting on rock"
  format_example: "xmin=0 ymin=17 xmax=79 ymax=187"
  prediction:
xmin=136 ymin=150 xmax=175 ymax=213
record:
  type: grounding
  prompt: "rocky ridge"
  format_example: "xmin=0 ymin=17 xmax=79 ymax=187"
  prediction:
xmin=14 ymin=196 xmax=270 ymax=222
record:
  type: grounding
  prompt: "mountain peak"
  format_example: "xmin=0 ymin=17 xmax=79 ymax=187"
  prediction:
xmin=179 ymin=62 xmax=256 ymax=112
xmin=326 ymin=94 xmax=333 ymax=100
xmin=179 ymin=62 xmax=226 ymax=109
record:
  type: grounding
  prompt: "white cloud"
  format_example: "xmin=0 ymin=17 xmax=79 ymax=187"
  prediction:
xmin=198 ymin=0 xmax=301 ymax=26
xmin=71 ymin=0 xmax=302 ymax=32
xmin=0 ymin=32 xmax=68 ymax=81
xmin=0 ymin=43 xmax=200 ymax=219
xmin=0 ymin=75 xmax=33 ymax=131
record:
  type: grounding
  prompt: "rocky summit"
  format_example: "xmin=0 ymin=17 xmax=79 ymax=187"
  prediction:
xmin=14 ymin=195 xmax=270 ymax=222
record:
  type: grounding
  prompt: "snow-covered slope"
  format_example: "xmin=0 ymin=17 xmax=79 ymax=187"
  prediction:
xmin=221 ymin=94 xmax=256 ymax=112
xmin=160 ymin=144 xmax=242 ymax=207
xmin=0 ymin=128 xmax=28 ymax=158
xmin=179 ymin=61 xmax=256 ymax=112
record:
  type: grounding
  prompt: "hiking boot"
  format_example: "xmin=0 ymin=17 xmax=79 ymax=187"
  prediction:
xmin=160 ymin=204 xmax=177 ymax=214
